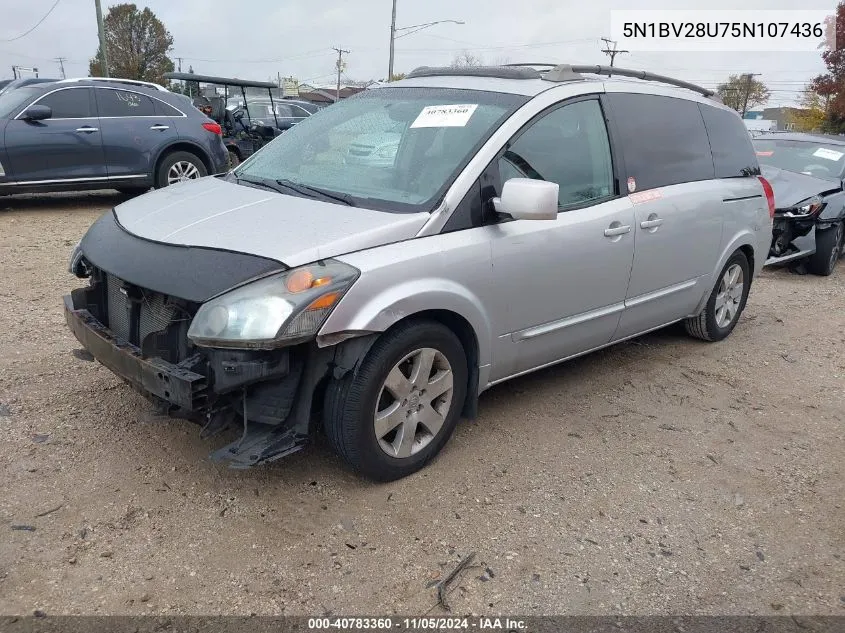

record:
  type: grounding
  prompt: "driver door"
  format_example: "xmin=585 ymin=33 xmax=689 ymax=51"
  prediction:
xmin=4 ymin=86 xmax=107 ymax=182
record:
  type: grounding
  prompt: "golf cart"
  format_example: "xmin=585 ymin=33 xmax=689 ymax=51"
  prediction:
xmin=163 ymin=72 xmax=283 ymax=168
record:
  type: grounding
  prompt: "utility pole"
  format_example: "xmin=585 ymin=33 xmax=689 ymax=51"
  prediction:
xmin=600 ymin=37 xmax=628 ymax=69
xmin=94 ymin=0 xmax=110 ymax=77
xmin=332 ymin=47 xmax=349 ymax=102
xmin=388 ymin=0 xmax=397 ymax=81
xmin=54 ymin=57 xmax=67 ymax=79
xmin=740 ymin=73 xmax=761 ymax=118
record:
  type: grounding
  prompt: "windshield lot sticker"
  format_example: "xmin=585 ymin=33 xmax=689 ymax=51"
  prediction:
xmin=755 ymin=150 xmax=774 ymax=157
xmin=812 ymin=147 xmax=844 ymax=161
xmin=410 ymin=104 xmax=478 ymax=128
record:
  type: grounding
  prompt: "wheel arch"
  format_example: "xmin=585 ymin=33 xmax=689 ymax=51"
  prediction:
xmin=152 ymin=141 xmax=213 ymax=182
xmin=692 ymin=232 xmax=757 ymax=316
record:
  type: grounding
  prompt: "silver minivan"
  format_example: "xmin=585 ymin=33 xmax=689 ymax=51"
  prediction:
xmin=66 ymin=64 xmax=774 ymax=480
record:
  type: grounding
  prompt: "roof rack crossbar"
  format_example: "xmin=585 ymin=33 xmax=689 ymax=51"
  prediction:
xmin=545 ymin=64 xmax=714 ymax=97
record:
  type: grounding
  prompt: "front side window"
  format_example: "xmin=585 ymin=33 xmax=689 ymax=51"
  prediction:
xmin=499 ymin=99 xmax=614 ymax=208
xmin=96 ymin=89 xmax=156 ymax=117
xmin=235 ymin=87 xmax=528 ymax=212
xmin=36 ymin=88 xmax=93 ymax=119
xmin=753 ymin=139 xmax=845 ymax=181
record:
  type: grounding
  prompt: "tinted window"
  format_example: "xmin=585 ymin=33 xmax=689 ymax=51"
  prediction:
xmin=274 ymin=103 xmax=294 ymax=117
xmin=37 ymin=88 xmax=93 ymax=118
xmin=699 ymin=104 xmax=759 ymax=178
xmin=96 ymin=89 xmax=156 ymax=117
xmin=154 ymin=99 xmax=185 ymax=116
xmin=499 ymin=99 xmax=614 ymax=208
xmin=289 ymin=104 xmax=310 ymax=117
xmin=606 ymin=93 xmax=714 ymax=190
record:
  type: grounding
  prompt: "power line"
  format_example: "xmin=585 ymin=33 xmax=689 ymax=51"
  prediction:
xmin=0 ymin=0 xmax=62 ymax=42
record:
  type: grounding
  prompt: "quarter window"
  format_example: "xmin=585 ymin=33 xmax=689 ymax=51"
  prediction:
xmin=96 ymin=89 xmax=156 ymax=117
xmin=499 ymin=99 xmax=614 ymax=208
xmin=36 ymin=88 xmax=93 ymax=118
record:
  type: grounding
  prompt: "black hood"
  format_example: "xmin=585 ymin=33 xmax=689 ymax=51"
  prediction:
xmin=761 ymin=165 xmax=842 ymax=209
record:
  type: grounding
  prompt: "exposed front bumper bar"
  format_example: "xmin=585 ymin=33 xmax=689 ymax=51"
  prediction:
xmin=64 ymin=295 xmax=208 ymax=411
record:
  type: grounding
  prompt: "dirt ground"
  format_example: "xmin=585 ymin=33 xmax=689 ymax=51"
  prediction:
xmin=0 ymin=193 xmax=843 ymax=617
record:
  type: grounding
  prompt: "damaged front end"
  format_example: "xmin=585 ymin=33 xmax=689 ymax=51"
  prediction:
xmin=64 ymin=212 xmax=369 ymax=469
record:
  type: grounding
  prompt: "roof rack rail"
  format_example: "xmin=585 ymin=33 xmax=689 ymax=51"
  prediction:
xmin=57 ymin=77 xmax=169 ymax=91
xmin=540 ymin=64 xmax=715 ymax=98
xmin=406 ymin=65 xmax=542 ymax=80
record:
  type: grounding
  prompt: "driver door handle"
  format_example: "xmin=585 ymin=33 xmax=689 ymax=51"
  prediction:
xmin=75 ymin=126 xmax=98 ymax=133
xmin=604 ymin=225 xmax=631 ymax=237
xmin=149 ymin=124 xmax=170 ymax=131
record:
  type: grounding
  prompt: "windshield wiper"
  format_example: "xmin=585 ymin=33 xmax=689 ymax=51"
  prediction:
xmin=234 ymin=174 xmax=285 ymax=193
xmin=275 ymin=179 xmax=356 ymax=206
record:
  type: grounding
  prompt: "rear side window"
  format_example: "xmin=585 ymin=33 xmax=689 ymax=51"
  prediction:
xmin=96 ymin=89 xmax=156 ymax=117
xmin=37 ymin=88 xmax=93 ymax=118
xmin=154 ymin=99 xmax=185 ymax=117
xmin=699 ymin=104 xmax=760 ymax=177
xmin=606 ymin=93 xmax=714 ymax=190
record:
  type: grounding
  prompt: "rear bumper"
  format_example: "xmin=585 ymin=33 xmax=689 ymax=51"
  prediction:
xmin=64 ymin=294 xmax=208 ymax=411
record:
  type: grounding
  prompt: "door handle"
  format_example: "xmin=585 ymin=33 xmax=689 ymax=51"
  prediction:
xmin=75 ymin=126 xmax=98 ymax=133
xmin=604 ymin=224 xmax=631 ymax=237
xmin=149 ymin=124 xmax=170 ymax=131
xmin=640 ymin=218 xmax=664 ymax=229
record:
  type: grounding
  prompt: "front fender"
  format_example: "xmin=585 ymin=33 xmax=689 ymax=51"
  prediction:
xmin=317 ymin=277 xmax=493 ymax=368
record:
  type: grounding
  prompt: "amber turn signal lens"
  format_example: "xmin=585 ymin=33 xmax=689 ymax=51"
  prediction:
xmin=307 ymin=292 xmax=340 ymax=311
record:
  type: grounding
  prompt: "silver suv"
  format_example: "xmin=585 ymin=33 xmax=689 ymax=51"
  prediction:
xmin=66 ymin=64 xmax=774 ymax=481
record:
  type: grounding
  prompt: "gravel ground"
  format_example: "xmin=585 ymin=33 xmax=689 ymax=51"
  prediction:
xmin=0 ymin=193 xmax=843 ymax=617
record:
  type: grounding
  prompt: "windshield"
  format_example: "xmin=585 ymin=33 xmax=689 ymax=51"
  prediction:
xmin=754 ymin=138 xmax=845 ymax=181
xmin=233 ymin=87 xmax=527 ymax=212
xmin=0 ymin=86 xmax=42 ymax=118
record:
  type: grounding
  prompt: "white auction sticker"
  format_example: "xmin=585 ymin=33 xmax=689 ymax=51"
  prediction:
xmin=812 ymin=147 xmax=844 ymax=161
xmin=410 ymin=104 xmax=478 ymax=128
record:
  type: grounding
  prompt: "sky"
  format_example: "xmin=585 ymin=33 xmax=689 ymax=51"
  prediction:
xmin=0 ymin=0 xmax=839 ymax=108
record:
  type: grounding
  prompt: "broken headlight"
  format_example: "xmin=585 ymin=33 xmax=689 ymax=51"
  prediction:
xmin=781 ymin=195 xmax=825 ymax=218
xmin=187 ymin=260 xmax=359 ymax=349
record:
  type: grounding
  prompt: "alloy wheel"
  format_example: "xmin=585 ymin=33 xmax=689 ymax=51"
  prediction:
xmin=167 ymin=161 xmax=201 ymax=185
xmin=714 ymin=263 xmax=744 ymax=328
xmin=373 ymin=348 xmax=454 ymax=459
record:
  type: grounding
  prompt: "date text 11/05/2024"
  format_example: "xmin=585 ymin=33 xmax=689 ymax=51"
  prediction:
xmin=307 ymin=617 xmax=527 ymax=631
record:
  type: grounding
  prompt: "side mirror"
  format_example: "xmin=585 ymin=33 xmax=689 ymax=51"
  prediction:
xmin=21 ymin=104 xmax=52 ymax=121
xmin=492 ymin=178 xmax=559 ymax=220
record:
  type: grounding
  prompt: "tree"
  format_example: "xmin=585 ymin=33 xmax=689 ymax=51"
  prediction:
xmin=450 ymin=51 xmax=483 ymax=68
xmin=812 ymin=1 xmax=845 ymax=131
xmin=89 ymin=3 xmax=175 ymax=85
xmin=716 ymin=74 xmax=770 ymax=114
xmin=787 ymin=88 xmax=827 ymax=132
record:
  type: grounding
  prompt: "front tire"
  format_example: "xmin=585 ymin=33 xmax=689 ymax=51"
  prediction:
xmin=807 ymin=221 xmax=843 ymax=276
xmin=323 ymin=320 xmax=468 ymax=481
xmin=685 ymin=250 xmax=751 ymax=342
xmin=155 ymin=151 xmax=207 ymax=188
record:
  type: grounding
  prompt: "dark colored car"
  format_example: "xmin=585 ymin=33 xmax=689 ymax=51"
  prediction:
xmin=754 ymin=133 xmax=845 ymax=275
xmin=228 ymin=98 xmax=317 ymax=132
xmin=0 ymin=78 xmax=229 ymax=195
xmin=0 ymin=77 xmax=58 ymax=96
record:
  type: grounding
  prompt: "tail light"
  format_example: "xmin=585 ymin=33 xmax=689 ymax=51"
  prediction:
xmin=202 ymin=122 xmax=222 ymax=135
xmin=758 ymin=175 xmax=775 ymax=218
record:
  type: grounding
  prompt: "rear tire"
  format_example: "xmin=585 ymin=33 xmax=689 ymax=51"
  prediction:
xmin=227 ymin=148 xmax=241 ymax=170
xmin=323 ymin=320 xmax=467 ymax=481
xmin=685 ymin=250 xmax=751 ymax=342
xmin=806 ymin=221 xmax=843 ymax=276
xmin=155 ymin=151 xmax=207 ymax=188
